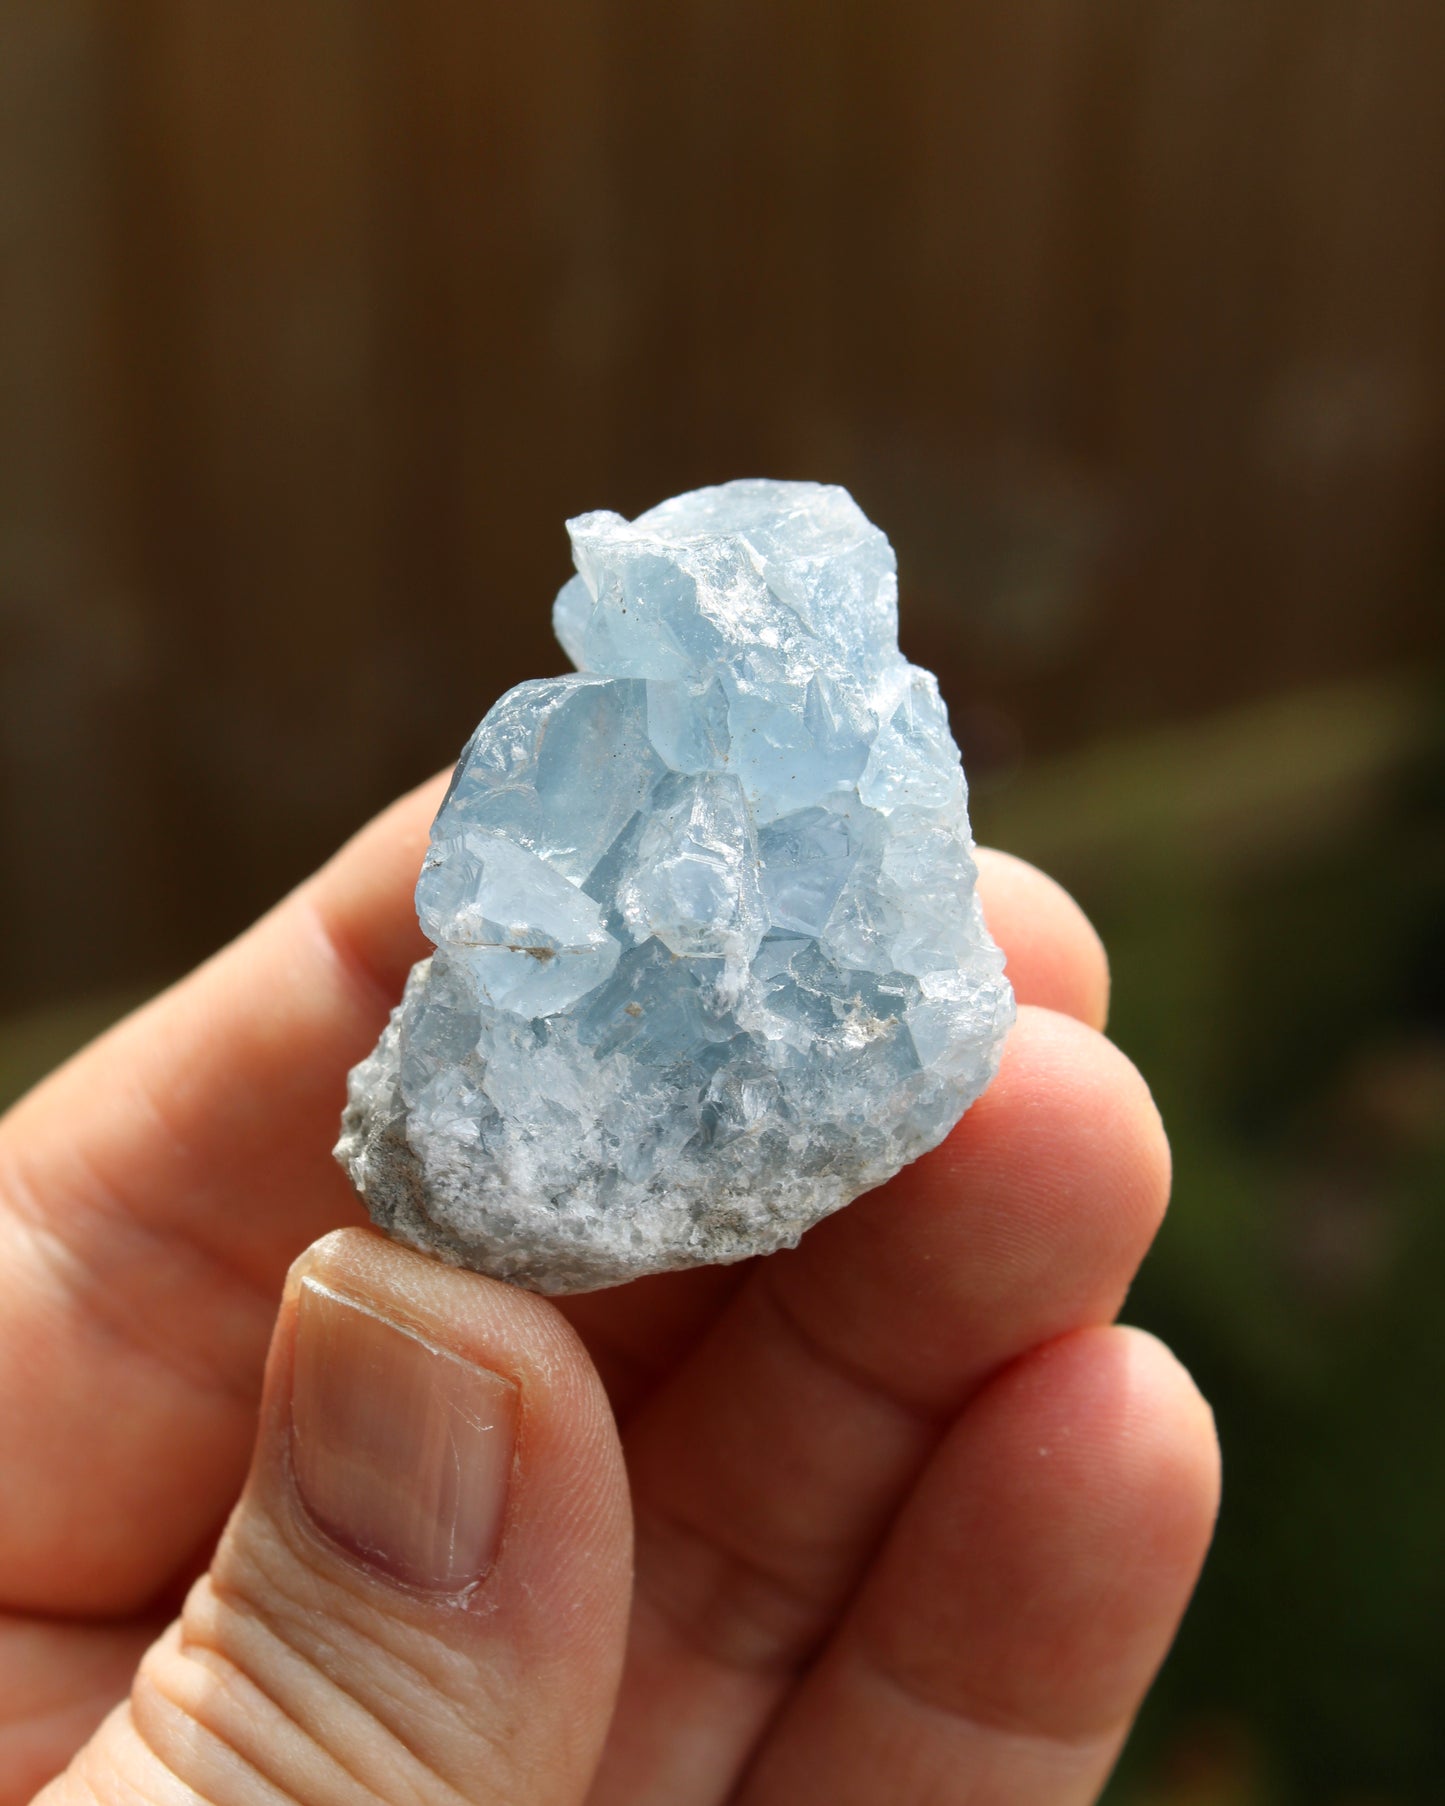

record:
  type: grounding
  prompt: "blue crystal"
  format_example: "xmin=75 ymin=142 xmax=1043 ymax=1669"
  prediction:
xmin=337 ymin=479 xmax=1015 ymax=1292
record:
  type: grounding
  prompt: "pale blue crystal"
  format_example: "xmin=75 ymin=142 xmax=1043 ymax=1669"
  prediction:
xmin=337 ymin=479 xmax=1015 ymax=1292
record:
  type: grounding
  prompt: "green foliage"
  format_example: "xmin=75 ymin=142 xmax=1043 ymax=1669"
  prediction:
xmin=978 ymin=679 xmax=1445 ymax=1805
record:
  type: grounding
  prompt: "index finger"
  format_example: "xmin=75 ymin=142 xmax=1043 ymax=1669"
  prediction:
xmin=975 ymin=847 xmax=1109 ymax=1032
xmin=0 ymin=772 xmax=446 ymax=1615
xmin=0 ymin=781 xmax=1105 ymax=1618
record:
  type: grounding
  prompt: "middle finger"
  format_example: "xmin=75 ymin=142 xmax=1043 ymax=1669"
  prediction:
xmin=585 ymin=1004 xmax=1171 ymax=1806
xmin=557 ymin=845 xmax=1112 ymax=1417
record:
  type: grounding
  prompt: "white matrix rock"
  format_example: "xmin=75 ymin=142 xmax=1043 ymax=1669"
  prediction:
xmin=336 ymin=479 xmax=1014 ymax=1292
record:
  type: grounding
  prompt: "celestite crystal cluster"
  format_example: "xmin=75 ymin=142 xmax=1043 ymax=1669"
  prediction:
xmin=337 ymin=480 xmax=1014 ymax=1292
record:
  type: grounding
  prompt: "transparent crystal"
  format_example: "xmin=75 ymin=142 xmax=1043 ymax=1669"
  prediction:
xmin=336 ymin=479 xmax=1014 ymax=1292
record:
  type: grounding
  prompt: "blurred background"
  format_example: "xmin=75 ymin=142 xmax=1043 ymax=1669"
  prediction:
xmin=3 ymin=4 xmax=1443 ymax=1800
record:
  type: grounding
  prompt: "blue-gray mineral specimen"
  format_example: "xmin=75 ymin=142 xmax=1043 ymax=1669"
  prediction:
xmin=336 ymin=479 xmax=1014 ymax=1292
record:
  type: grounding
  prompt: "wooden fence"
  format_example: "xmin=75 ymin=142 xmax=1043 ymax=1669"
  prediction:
xmin=3 ymin=1 xmax=1444 ymax=1008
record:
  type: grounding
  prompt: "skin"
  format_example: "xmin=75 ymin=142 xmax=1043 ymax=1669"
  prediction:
xmin=0 ymin=775 xmax=1219 ymax=1804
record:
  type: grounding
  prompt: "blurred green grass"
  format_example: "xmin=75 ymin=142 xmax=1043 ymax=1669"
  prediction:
xmin=974 ymin=673 xmax=1445 ymax=1806
xmin=3 ymin=672 xmax=1442 ymax=1805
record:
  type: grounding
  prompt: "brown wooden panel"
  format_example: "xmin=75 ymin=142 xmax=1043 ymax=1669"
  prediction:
xmin=1 ymin=0 xmax=1442 ymax=1009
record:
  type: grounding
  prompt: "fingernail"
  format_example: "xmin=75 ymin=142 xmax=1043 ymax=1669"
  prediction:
xmin=289 ymin=1277 xmax=518 ymax=1594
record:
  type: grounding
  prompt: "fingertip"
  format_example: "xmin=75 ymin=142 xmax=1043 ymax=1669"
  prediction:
xmin=1110 ymin=1326 xmax=1223 ymax=1547
xmin=997 ymin=1323 xmax=1220 ymax=1597
xmin=963 ymin=1005 xmax=1172 ymax=1265
xmin=284 ymin=1227 xmax=614 ymax=1432
xmin=64 ymin=1238 xmax=633 ymax=1806
xmin=853 ymin=1322 xmax=1220 ymax=1750
xmin=277 ymin=1227 xmax=630 ymax=1594
xmin=300 ymin=769 xmax=453 ymax=1005
xmin=333 ymin=769 xmax=453 ymax=867
xmin=285 ymin=1224 xmax=361 ymax=1293
xmin=974 ymin=848 xmax=1111 ymax=1031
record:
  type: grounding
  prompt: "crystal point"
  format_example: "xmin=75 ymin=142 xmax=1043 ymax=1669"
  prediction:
xmin=336 ymin=479 xmax=1014 ymax=1292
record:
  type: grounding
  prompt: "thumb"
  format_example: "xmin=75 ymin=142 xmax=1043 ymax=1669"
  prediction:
xmin=40 ymin=1229 xmax=633 ymax=1806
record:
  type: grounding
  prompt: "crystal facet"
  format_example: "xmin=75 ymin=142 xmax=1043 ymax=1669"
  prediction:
xmin=336 ymin=480 xmax=1014 ymax=1292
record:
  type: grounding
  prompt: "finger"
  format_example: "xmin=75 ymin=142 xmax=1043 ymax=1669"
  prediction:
xmin=38 ymin=1228 xmax=632 ymax=1806
xmin=584 ymin=1007 xmax=1170 ymax=1805
xmin=974 ymin=847 xmax=1110 ymax=1031
xmin=554 ymin=848 xmax=1110 ymax=1418
xmin=738 ymin=1327 xmax=1220 ymax=1805
xmin=0 ymin=772 xmax=444 ymax=1615
xmin=0 ymin=779 xmax=1097 ymax=1623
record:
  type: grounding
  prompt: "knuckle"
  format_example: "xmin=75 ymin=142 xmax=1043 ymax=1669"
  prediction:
xmin=118 ymin=1530 xmax=501 ymax=1805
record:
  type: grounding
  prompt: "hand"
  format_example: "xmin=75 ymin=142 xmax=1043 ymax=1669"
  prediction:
xmin=3 ymin=774 xmax=1218 ymax=1805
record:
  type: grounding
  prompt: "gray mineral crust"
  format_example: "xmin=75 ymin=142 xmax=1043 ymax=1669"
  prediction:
xmin=336 ymin=479 xmax=1014 ymax=1292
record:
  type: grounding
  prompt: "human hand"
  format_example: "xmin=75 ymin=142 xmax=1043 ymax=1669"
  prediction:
xmin=4 ymin=774 xmax=1218 ymax=1805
